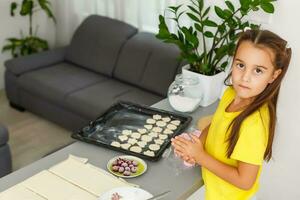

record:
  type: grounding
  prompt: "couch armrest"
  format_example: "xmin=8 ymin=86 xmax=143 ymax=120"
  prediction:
xmin=0 ymin=124 xmax=8 ymax=146
xmin=4 ymin=46 xmax=67 ymax=76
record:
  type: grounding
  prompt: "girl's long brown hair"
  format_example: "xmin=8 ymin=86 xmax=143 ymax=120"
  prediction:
xmin=224 ymin=29 xmax=292 ymax=161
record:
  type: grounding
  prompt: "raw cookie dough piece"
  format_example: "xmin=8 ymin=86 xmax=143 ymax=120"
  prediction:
xmin=146 ymin=119 xmax=156 ymax=124
xmin=120 ymin=143 xmax=131 ymax=150
xmin=159 ymin=134 xmax=168 ymax=140
xmin=143 ymin=150 xmax=155 ymax=157
xmin=167 ymin=124 xmax=177 ymax=130
xmin=156 ymin=121 xmax=167 ymax=127
xmin=144 ymin=125 xmax=153 ymax=130
xmin=137 ymin=141 xmax=147 ymax=148
xmin=130 ymin=146 xmax=142 ymax=153
xmin=171 ymin=120 xmax=181 ymax=126
xmin=128 ymin=138 xmax=138 ymax=145
xmin=149 ymin=132 xmax=158 ymax=138
xmin=118 ymin=135 xmax=128 ymax=142
xmin=111 ymin=141 xmax=121 ymax=147
xmin=153 ymin=114 xmax=162 ymax=120
xmin=122 ymin=130 xmax=132 ymax=135
xmin=163 ymin=129 xmax=173 ymax=135
xmin=149 ymin=144 xmax=160 ymax=151
xmin=137 ymin=128 xmax=147 ymax=134
xmin=154 ymin=139 xmax=164 ymax=145
xmin=162 ymin=117 xmax=171 ymax=122
xmin=152 ymin=127 xmax=162 ymax=133
xmin=131 ymin=132 xmax=141 ymax=139
xmin=141 ymin=135 xmax=152 ymax=142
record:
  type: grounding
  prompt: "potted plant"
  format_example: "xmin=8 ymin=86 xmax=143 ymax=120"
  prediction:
xmin=156 ymin=0 xmax=275 ymax=106
xmin=2 ymin=0 xmax=56 ymax=58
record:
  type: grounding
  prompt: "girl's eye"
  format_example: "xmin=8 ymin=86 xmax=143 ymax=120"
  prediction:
xmin=255 ymin=68 xmax=263 ymax=74
xmin=236 ymin=63 xmax=244 ymax=69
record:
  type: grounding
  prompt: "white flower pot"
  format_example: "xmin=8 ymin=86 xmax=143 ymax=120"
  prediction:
xmin=182 ymin=65 xmax=226 ymax=107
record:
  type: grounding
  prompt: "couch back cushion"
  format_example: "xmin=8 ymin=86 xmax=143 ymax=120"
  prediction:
xmin=113 ymin=32 xmax=180 ymax=97
xmin=65 ymin=15 xmax=137 ymax=77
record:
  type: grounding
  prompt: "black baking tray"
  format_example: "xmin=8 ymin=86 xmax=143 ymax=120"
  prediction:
xmin=72 ymin=101 xmax=192 ymax=161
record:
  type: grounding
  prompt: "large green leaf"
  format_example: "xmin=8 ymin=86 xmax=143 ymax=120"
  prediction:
xmin=197 ymin=0 xmax=204 ymax=12
xmin=10 ymin=2 xmax=18 ymax=16
xmin=20 ymin=0 xmax=33 ymax=16
xmin=204 ymin=31 xmax=214 ymax=38
xmin=156 ymin=15 xmax=171 ymax=39
xmin=38 ymin=0 xmax=56 ymax=22
xmin=220 ymin=61 xmax=229 ymax=70
xmin=260 ymin=2 xmax=274 ymax=13
xmin=203 ymin=19 xmax=218 ymax=27
xmin=168 ymin=5 xmax=182 ymax=13
xmin=182 ymin=27 xmax=199 ymax=48
xmin=202 ymin=7 xmax=210 ymax=18
xmin=194 ymin=23 xmax=203 ymax=32
xmin=187 ymin=5 xmax=200 ymax=16
xmin=214 ymin=6 xmax=227 ymax=19
xmin=187 ymin=13 xmax=200 ymax=22
xmin=225 ymin=1 xmax=235 ymax=12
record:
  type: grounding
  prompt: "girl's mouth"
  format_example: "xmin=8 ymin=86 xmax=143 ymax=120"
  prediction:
xmin=239 ymin=84 xmax=250 ymax=89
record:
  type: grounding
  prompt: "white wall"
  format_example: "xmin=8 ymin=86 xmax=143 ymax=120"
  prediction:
xmin=0 ymin=0 xmax=300 ymax=198
xmin=258 ymin=1 xmax=300 ymax=199
xmin=0 ymin=0 xmax=56 ymax=89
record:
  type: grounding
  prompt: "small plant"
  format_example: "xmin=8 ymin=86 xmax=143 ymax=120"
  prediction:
xmin=2 ymin=0 xmax=56 ymax=58
xmin=156 ymin=0 xmax=275 ymax=75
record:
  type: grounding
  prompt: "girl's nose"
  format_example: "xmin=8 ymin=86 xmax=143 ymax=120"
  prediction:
xmin=241 ymin=70 xmax=251 ymax=82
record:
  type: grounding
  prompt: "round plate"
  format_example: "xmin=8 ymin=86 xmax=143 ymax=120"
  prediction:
xmin=98 ymin=186 xmax=153 ymax=200
xmin=107 ymin=155 xmax=147 ymax=178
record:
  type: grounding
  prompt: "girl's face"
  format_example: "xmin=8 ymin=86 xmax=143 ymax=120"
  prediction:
xmin=231 ymin=41 xmax=282 ymax=100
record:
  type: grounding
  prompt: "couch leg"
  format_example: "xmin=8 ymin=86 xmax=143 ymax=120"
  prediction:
xmin=9 ymin=102 xmax=26 ymax=112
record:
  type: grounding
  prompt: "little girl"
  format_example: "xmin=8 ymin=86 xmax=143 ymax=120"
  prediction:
xmin=171 ymin=29 xmax=292 ymax=200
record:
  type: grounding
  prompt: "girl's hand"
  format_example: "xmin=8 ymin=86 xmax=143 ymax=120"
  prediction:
xmin=171 ymin=134 xmax=205 ymax=164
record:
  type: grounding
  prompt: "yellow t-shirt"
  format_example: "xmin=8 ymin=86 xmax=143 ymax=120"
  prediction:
xmin=202 ymin=86 xmax=270 ymax=200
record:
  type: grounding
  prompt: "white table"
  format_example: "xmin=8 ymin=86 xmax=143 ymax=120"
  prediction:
xmin=0 ymin=99 xmax=218 ymax=199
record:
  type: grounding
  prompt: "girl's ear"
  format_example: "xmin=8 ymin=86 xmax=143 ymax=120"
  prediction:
xmin=269 ymin=69 xmax=282 ymax=83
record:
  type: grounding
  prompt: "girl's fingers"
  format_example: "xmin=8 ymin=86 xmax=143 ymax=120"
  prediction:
xmin=190 ymin=134 xmax=201 ymax=143
xmin=172 ymin=138 xmax=187 ymax=149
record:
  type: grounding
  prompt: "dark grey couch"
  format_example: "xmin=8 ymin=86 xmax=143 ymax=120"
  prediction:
xmin=4 ymin=15 xmax=181 ymax=131
xmin=0 ymin=124 xmax=12 ymax=177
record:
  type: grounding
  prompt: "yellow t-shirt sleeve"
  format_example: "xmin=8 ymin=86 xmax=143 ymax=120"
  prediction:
xmin=230 ymin=117 xmax=267 ymax=166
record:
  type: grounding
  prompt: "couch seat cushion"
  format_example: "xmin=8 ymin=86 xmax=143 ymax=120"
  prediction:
xmin=18 ymin=62 xmax=107 ymax=106
xmin=64 ymin=80 xmax=162 ymax=120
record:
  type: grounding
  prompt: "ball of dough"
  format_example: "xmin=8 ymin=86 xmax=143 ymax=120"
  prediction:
xmin=146 ymin=118 xmax=156 ymax=124
xmin=122 ymin=130 xmax=132 ymax=135
xmin=167 ymin=124 xmax=177 ymax=130
xmin=131 ymin=132 xmax=141 ymax=139
xmin=156 ymin=121 xmax=167 ymax=127
xmin=137 ymin=141 xmax=147 ymax=148
xmin=118 ymin=135 xmax=128 ymax=142
xmin=162 ymin=117 xmax=171 ymax=122
xmin=163 ymin=129 xmax=173 ymax=135
xmin=130 ymin=146 xmax=142 ymax=153
xmin=171 ymin=120 xmax=181 ymax=126
xmin=120 ymin=143 xmax=131 ymax=150
xmin=152 ymin=127 xmax=162 ymax=133
xmin=153 ymin=114 xmax=162 ymax=120
xmin=154 ymin=139 xmax=164 ymax=145
xmin=128 ymin=138 xmax=138 ymax=145
xmin=141 ymin=135 xmax=152 ymax=142
xmin=159 ymin=134 xmax=168 ymax=140
xmin=149 ymin=132 xmax=158 ymax=138
xmin=111 ymin=141 xmax=121 ymax=147
xmin=143 ymin=150 xmax=155 ymax=157
xmin=149 ymin=144 xmax=160 ymax=151
xmin=138 ymin=128 xmax=147 ymax=134
xmin=144 ymin=125 xmax=153 ymax=130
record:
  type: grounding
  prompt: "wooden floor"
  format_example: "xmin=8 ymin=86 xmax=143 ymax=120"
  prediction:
xmin=0 ymin=90 xmax=74 ymax=170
